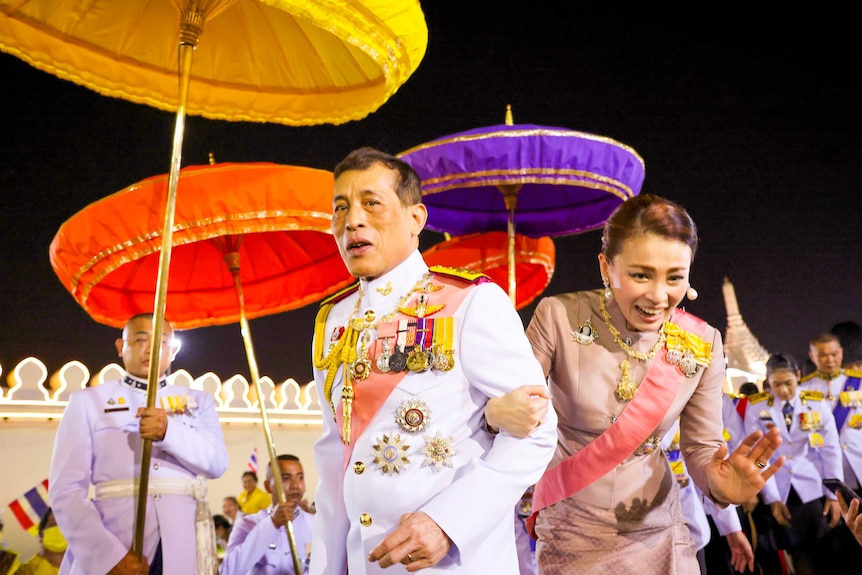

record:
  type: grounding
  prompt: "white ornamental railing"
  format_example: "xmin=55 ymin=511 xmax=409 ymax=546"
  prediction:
xmin=0 ymin=357 xmax=323 ymax=426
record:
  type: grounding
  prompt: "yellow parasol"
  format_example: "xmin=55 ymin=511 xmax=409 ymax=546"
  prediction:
xmin=0 ymin=0 xmax=428 ymax=126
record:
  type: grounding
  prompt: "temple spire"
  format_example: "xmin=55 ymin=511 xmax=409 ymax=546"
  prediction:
xmin=722 ymin=277 xmax=770 ymax=392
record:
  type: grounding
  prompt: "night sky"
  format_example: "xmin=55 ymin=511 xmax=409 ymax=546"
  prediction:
xmin=1 ymin=2 xmax=859 ymax=386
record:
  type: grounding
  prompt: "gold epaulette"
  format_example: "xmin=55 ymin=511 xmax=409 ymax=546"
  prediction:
xmin=319 ymin=281 xmax=359 ymax=307
xmin=748 ymin=391 xmax=772 ymax=404
xmin=800 ymin=372 xmax=818 ymax=383
xmin=846 ymin=369 xmax=862 ymax=378
xmin=800 ymin=390 xmax=825 ymax=402
xmin=429 ymin=265 xmax=490 ymax=284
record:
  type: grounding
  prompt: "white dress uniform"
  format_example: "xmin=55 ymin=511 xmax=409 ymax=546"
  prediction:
xmin=220 ymin=506 xmax=313 ymax=575
xmin=309 ymin=251 xmax=558 ymax=575
xmin=50 ymin=375 xmax=229 ymax=575
xmin=660 ymin=422 xmax=711 ymax=551
xmin=799 ymin=369 xmax=862 ymax=488
xmin=742 ymin=391 xmax=843 ymax=505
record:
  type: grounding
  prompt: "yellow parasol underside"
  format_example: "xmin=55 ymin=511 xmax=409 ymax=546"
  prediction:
xmin=0 ymin=0 xmax=428 ymax=126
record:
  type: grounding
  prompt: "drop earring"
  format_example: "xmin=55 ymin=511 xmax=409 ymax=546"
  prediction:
xmin=603 ymin=278 xmax=612 ymax=301
xmin=686 ymin=286 xmax=698 ymax=301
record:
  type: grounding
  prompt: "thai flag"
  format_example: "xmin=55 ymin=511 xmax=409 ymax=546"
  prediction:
xmin=247 ymin=448 xmax=258 ymax=475
xmin=7 ymin=479 xmax=49 ymax=535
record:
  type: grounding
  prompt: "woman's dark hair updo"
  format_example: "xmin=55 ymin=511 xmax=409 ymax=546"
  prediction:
xmin=766 ymin=352 xmax=800 ymax=376
xmin=601 ymin=194 xmax=698 ymax=261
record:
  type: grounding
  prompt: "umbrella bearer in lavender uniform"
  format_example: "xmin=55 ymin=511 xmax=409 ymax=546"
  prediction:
xmin=309 ymin=147 xmax=557 ymax=574
xmin=49 ymin=313 xmax=229 ymax=575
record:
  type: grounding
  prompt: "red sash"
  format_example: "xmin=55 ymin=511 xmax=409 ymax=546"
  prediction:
xmin=336 ymin=275 xmax=477 ymax=470
xmin=526 ymin=309 xmax=708 ymax=537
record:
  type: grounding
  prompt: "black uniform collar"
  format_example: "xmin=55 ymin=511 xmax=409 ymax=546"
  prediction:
xmin=122 ymin=372 xmax=167 ymax=391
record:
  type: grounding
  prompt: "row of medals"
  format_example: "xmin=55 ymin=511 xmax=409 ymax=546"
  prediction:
xmin=350 ymin=330 xmax=455 ymax=381
xmin=378 ymin=343 xmax=455 ymax=374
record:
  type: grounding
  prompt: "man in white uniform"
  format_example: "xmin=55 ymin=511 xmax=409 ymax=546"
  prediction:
xmin=50 ymin=314 xmax=229 ymax=575
xmin=799 ymin=332 xmax=862 ymax=572
xmin=309 ymin=147 xmax=557 ymax=574
xmin=744 ymin=352 xmax=843 ymax=574
xmin=800 ymin=332 xmax=862 ymax=490
xmin=221 ymin=455 xmax=313 ymax=575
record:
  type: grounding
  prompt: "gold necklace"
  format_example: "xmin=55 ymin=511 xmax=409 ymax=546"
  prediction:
xmin=350 ymin=272 xmax=432 ymax=332
xmin=599 ymin=292 xmax=667 ymax=402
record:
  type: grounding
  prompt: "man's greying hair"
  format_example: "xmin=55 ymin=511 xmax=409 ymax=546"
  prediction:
xmin=333 ymin=147 xmax=423 ymax=206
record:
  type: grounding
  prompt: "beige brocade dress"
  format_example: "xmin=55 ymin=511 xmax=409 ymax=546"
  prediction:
xmin=526 ymin=290 xmax=726 ymax=575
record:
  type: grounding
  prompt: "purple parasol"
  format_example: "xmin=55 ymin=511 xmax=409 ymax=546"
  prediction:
xmin=398 ymin=107 xmax=645 ymax=303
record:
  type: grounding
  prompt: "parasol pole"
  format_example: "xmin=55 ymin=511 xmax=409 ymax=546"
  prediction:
xmin=133 ymin=4 xmax=210 ymax=561
xmin=499 ymin=184 xmax=522 ymax=307
xmin=221 ymin=244 xmax=304 ymax=575
xmin=496 ymin=104 xmax=521 ymax=307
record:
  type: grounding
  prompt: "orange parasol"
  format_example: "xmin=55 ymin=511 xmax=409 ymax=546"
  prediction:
xmin=6 ymin=3 xmax=426 ymax=564
xmin=50 ymin=161 xmax=351 ymax=329
xmin=422 ymin=232 xmax=555 ymax=310
xmin=49 ymin=160 xmax=351 ymax=571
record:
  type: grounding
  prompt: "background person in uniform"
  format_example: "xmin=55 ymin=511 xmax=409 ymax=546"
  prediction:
xmin=799 ymin=332 xmax=862 ymax=571
xmin=220 ymin=454 xmax=312 ymax=575
xmin=488 ymin=194 xmax=784 ymax=575
xmin=800 ymin=332 xmax=862 ymax=493
xmin=49 ymin=313 xmax=229 ymax=575
xmin=16 ymin=508 xmax=66 ymax=575
xmin=705 ymin=383 xmax=786 ymax=575
xmin=743 ymin=353 xmax=843 ymax=575
xmin=238 ymin=472 xmax=272 ymax=516
xmin=308 ymin=147 xmax=557 ymax=574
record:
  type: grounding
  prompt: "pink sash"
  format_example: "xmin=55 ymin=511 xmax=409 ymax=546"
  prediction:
xmin=336 ymin=275 xmax=477 ymax=470
xmin=527 ymin=309 xmax=707 ymax=536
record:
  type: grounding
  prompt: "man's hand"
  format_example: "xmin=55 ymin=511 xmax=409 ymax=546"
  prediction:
xmin=837 ymin=492 xmax=862 ymax=547
xmin=367 ymin=512 xmax=451 ymax=571
xmin=136 ymin=407 xmax=167 ymax=441
xmin=725 ymin=530 xmax=754 ymax=573
xmin=741 ymin=494 xmax=760 ymax=514
xmin=484 ymin=385 xmax=550 ymax=438
xmin=270 ymin=502 xmax=297 ymax=529
xmin=299 ymin=498 xmax=316 ymax=514
xmin=770 ymin=501 xmax=792 ymax=528
xmin=107 ymin=551 xmax=149 ymax=575
xmin=824 ymin=498 xmax=842 ymax=528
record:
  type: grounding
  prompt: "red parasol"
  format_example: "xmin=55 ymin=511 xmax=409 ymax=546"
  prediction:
xmin=422 ymin=232 xmax=555 ymax=310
